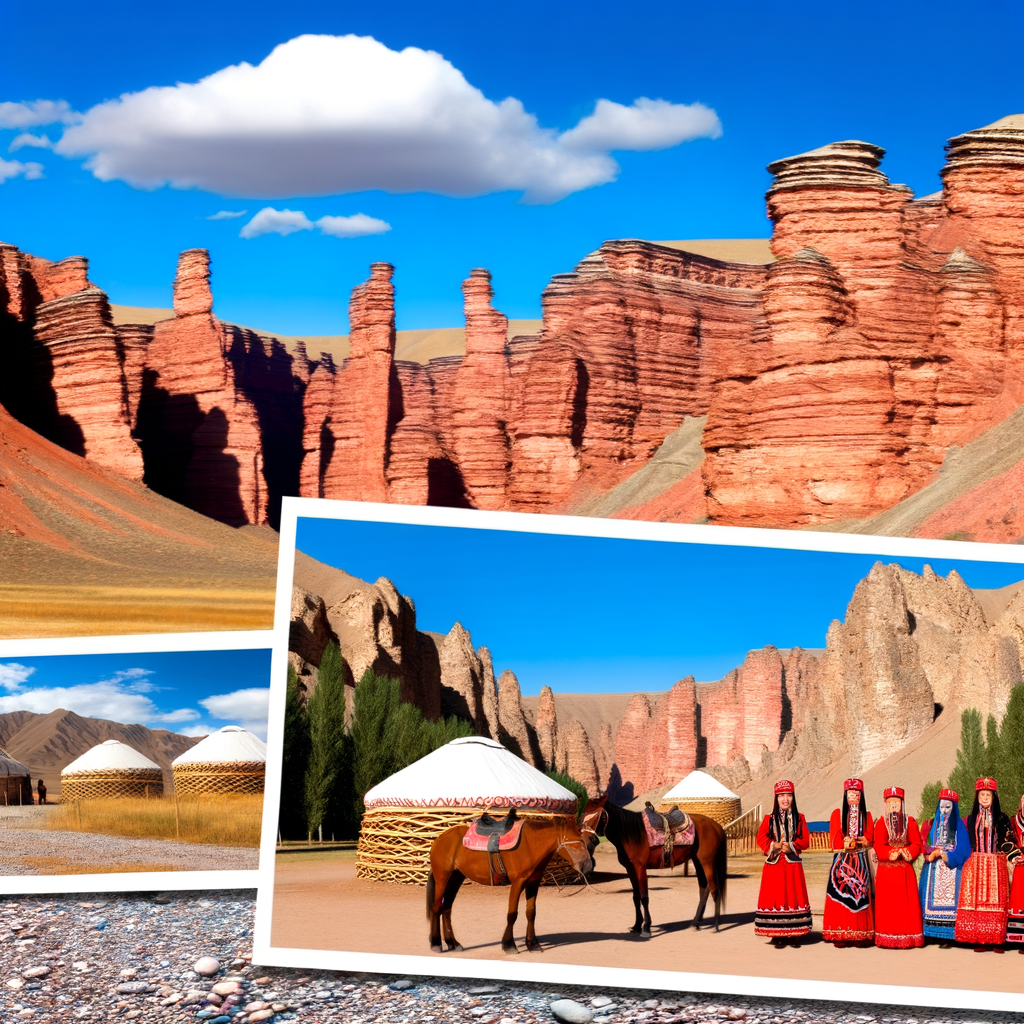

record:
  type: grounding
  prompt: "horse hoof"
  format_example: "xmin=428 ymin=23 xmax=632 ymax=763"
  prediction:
xmin=502 ymin=944 xmax=519 ymax=955
xmin=526 ymin=942 xmax=542 ymax=953
xmin=430 ymin=943 xmax=443 ymax=953
xmin=628 ymin=926 xmax=642 ymax=934
xmin=447 ymin=943 xmax=464 ymax=953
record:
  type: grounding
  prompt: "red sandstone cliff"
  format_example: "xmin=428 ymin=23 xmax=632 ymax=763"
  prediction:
xmin=6 ymin=116 xmax=1024 ymax=534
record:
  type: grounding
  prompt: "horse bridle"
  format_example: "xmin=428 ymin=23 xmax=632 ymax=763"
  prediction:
xmin=580 ymin=806 xmax=609 ymax=840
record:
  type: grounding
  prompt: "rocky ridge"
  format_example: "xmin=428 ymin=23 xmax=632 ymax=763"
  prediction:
xmin=0 ymin=709 xmax=198 ymax=795
xmin=291 ymin=555 xmax=1024 ymax=801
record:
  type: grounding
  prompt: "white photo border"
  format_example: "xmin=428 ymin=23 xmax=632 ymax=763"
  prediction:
xmin=0 ymin=628 xmax=272 ymax=894
xmin=254 ymin=498 xmax=1024 ymax=1011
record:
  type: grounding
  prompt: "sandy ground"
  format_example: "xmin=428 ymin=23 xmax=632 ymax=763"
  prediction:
xmin=269 ymin=844 xmax=1024 ymax=993
xmin=109 ymin=304 xmax=542 ymax=365
xmin=653 ymin=240 xmax=774 ymax=264
xmin=0 ymin=811 xmax=258 ymax=873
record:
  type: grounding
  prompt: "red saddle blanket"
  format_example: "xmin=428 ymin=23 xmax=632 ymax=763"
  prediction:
xmin=462 ymin=818 xmax=525 ymax=852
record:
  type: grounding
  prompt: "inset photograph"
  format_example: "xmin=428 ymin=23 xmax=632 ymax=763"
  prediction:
xmin=0 ymin=631 xmax=271 ymax=892
xmin=254 ymin=501 xmax=1024 ymax=1010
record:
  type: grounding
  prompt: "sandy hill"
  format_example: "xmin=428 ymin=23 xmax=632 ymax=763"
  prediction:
xmin=652 ymin=238 xmax=774 ymax=264
xmin=0 ymin=708 xmax=199 ymax=795
xmin=108 ymin=305 xmax=541 ymax=365
xmin=0 ymin=403 xmax=277 ymax=637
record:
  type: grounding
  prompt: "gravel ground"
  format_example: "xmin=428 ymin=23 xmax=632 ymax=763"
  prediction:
xmin=0 ymin=831 xmax=258 ymax=874
xmin=1 ymin=891 xmax=1023 ymax=1024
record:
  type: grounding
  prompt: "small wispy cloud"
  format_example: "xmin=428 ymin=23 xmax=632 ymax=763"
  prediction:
xmin=0 ymin=663 xmax=34 ymax=692
xmin=0 ymin=158 xmax=44 ymax=183
xmin=316 ymin=213 xmax=391 ymax=238
xmin=9 ymin=133 xmax=52 ymax=152
xmin=207 ymin=209 xmax=248 ymax=220
xmin=239 ymin=207 xmax=312 ymax=238
xmin=239 ymin=206 xmax=391 ymax=240
xmin=0 ymin=99 xmax=78 ymax=129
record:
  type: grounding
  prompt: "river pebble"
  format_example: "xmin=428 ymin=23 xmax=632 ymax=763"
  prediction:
xmin=0 ymin=891 xmax=1023 ymax=1023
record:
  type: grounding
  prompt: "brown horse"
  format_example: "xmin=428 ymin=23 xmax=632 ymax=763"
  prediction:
xmin=427 ymin=815 xmax=593 ymax=954
xmin=582 ymin=795 xmax=727 ymax=935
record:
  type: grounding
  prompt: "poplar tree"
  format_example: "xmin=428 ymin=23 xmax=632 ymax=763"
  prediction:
xmin=946 ymin=708 xmax=986 ymax=802
xmin=304 ymin=642 xmax=351 ymax=841
xmin=996 ymin=684 xmax=1024 ymax=813
xmin=279 ymin=664 xmax=310 ymax=839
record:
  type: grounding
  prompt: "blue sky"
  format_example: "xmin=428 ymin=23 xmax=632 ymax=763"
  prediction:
xmin=0 ymin=648 xmax=272 ymax=738
xmin=2 ymin=2 xmax=1023 ymax=335
xmin=296 ymin=519 xmax=1024 ymax=695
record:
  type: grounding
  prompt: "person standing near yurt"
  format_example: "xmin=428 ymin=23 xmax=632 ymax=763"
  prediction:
xmin=918 ymin=788 xmax=970 ymax=945
xmin=955 ymin=777 xmax=1012 ymax=951
xmin=822 ymin=778 xmax=874 ymax=947
xmin=873 ymin=786 xmax=924 ymax=949
xmin=1007 ymin=791 xmax=1024 ymax=949
xmin=754 ymin=780 xmax=812 ymax=946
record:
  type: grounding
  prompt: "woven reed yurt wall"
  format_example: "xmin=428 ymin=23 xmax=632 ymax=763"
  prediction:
xmin=356 ymin=807 xmax=585 ymax=886
xmin=172 ymin=761 xmax=265 ymax=797
xmin=0 ymin=775 xmax=33 ymax=805
xmin=61 ymin=769 xmax=164 ymax=801
xmin=659 ymin=797 xmax=741 ymax=827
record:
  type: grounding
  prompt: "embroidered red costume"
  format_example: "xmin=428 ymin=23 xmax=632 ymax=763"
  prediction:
xmin=1008 ymin=800 xmax=1024 ymax=945
xmin=873 ymin=787 xmax=924 ymax=949
xmin=754 ymin=780 xmax=812 ymax=939
xmin=823 ymin=779 xmax=874 ymax=944
xmin=955 ymin=777 xmax=1011 ymax=947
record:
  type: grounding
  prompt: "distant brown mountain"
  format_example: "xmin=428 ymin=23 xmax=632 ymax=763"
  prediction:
xmin=0 ymin=709 xmax=200 ymax=795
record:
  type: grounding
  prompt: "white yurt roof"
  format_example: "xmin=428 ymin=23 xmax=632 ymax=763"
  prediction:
xmin=172 ymin=726 xmax=267 ymax=766
xmin=0 ymin=749 xmax=30 ymax=777
xmin=363 ymin=736 xmax=578 ymax=812
xmin=663 ymin=770 xmax=739 ymax=802
xmin=62 ymin=739 xmax=161 ymax=775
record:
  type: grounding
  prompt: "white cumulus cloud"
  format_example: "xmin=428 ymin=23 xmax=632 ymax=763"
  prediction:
xmin=0 ymin=158 xmax=44 ymax=183
xmin=199 ymin=687 xmax=269 ymax=738
xmin=0 ymin=99 xmax=77 ymax=129
xmin=50 ymin=34 xmax=720 ymax=202
xmin=9 ymin=133 xmax=52 ymax=151
xmin=207 ymin=208 xmax=248 ymax=220
xmin=316 ymin=213 xmax=390 ymax=237
xmin=0 ymin=663 xmax=34 ymax=692
xmin=239 ymin=207 xmax=313 ymax=238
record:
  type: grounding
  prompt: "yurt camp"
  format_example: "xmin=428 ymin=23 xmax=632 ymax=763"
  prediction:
xmin=171 ymin=726 xmax=267 ymax=797
xmin=0 ymin=748 xmax=33 ymax=806
xmin=357 ymin=736 xmax=579 ymax=884
xmin=60 ymin=740 xmax=164 ymax=800
xmin=659 ymin=769 xmax=741 ymax=826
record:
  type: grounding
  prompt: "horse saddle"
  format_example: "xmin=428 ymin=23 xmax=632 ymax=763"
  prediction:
xmin=642 ymin=802 xmax=696 ymax=867
xmin=462 ymin=809 xmax=524 ymax=853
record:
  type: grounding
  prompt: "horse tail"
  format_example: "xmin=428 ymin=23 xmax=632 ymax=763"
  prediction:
xmin=714 ymin=822 xmax=728 ymax=914
xmin=426 ymin=870 xmax=436 ymax=920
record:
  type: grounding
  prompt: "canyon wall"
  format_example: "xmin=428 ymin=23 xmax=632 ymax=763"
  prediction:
xmin=4 ymin=116 xmax=1024 ymax=532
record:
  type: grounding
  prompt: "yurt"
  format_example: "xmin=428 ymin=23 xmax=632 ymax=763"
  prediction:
xmin=171 ymin=726 xmax=266 ymax=796
xmin=61 ymin=740 xmax=164 ymax=800
xmin=0 ymin=748 xmax=33 ymax=805
xmin=357 ymin=736 xmax=579 ymax=884
xmin=659 ymin=770 xmax=741 ymax=826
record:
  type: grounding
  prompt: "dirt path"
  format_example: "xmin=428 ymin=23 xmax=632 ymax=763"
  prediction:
xmin=270 ymin=845 xmax=1024 ymax=994
xmin=0 ymin=825 xmax=258 ymax=874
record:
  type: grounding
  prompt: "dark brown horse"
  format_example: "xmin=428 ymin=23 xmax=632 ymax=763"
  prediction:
xmin=427 ymin=815 xmax=593 ymax=954
xmin=582 ymin=795 xmax=727 ymax=934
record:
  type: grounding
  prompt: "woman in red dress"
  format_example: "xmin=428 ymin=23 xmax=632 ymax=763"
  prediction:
xmin=754 ymin=779 xmax=812 ymax=946
xmin=1008 ymin=792 xmax=1024 ymax=949
xmin=823 ymin=778 xmax=874 ymax=946
xmin=955 ymin=777 xmax=1011 ymax=950
xmin=873 ymin=786 xmax=924 ymax=949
